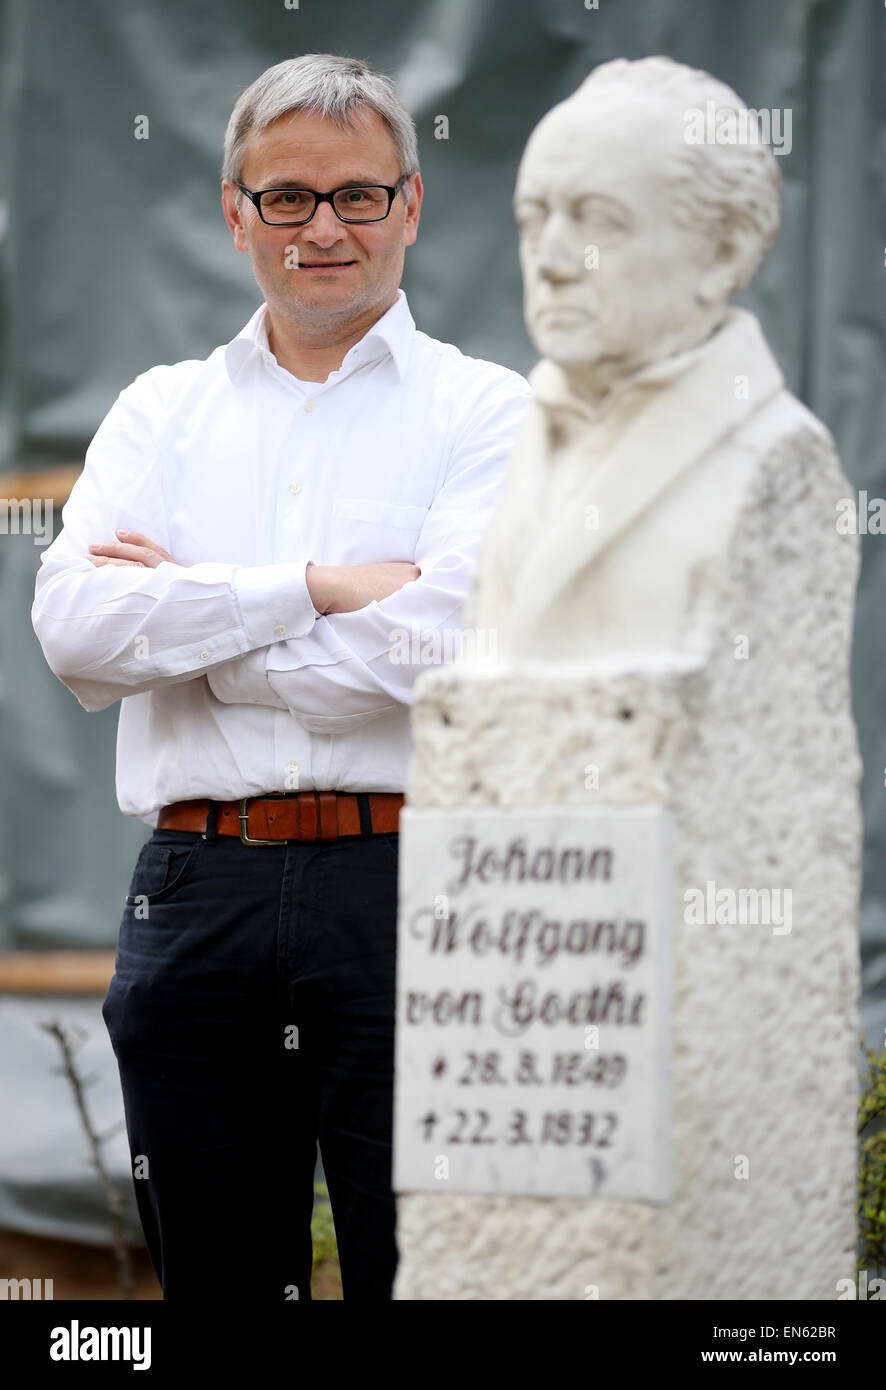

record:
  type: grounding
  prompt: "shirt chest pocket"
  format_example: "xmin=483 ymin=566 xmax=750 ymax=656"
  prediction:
xmin=329 ymin=496 xmax=428 ymax=564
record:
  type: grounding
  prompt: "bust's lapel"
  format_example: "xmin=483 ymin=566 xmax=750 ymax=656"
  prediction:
xmin=470 ymin=396 xmax=549 ymax=623
xmin=509 ymin=310 xmax=784 ymax=637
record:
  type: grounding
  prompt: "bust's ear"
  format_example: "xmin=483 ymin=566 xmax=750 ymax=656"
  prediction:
xmin=695 ymin=233 xmax=744 ymax=305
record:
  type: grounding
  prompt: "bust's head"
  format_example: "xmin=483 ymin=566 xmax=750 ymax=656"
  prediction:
xmin=515 ymin=57 xmax=781 ymax=400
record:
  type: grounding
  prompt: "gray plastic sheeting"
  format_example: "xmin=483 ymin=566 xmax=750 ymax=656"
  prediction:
xmin=1 ymin=0 xmax=884 ymax=1245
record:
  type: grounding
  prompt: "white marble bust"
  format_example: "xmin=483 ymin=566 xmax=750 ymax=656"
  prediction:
xmin=467 ymin=56 xmax=832 ymax=663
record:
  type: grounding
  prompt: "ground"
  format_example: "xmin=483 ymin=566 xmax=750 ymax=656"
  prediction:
xmin=0 ymin=1227 xmax=342 ymax=1300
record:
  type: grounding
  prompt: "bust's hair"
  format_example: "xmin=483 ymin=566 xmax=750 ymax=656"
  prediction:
xmin=573 ymin=56 xmax=781 ymax=294
xmin=222 ymin=53 xmax=419 ymax=205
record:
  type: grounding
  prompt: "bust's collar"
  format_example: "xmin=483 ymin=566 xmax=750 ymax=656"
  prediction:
xmin=529 ymin=307 xmax=767 ymax=438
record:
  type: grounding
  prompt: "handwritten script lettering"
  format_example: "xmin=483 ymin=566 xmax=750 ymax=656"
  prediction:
xmin=409 ymin=901 xmax=645 ymax=970
xmin=447 ymin=834 xmax=613 ymax=894
xmin=395 ymin=809 xmax=671 ymax=1200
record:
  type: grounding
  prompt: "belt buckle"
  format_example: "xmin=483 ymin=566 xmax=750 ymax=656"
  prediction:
xmin=239 ymin=793 xmax=290 ymax=846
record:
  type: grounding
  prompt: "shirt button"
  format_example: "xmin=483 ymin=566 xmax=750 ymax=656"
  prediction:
xmin=200 ymin=650 xmax=211 ymax=661
xmin=262 ymin=351 xmax=272 ymax=364
xmin=286 ymin=761 xmax=299 ymax=773
xmin=289 ymin=482 xmax=301 ymax=494
xmin=304 ymin=399 xmax=314 ymax=413
xmin=273 ymin=624 xmax=286 ymax=636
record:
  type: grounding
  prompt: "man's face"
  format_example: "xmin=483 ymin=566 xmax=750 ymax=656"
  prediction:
xmin=515 ymin=96 xmax=725 ymax=378
xmin=222 ymin=106 xmax=421 ymax=332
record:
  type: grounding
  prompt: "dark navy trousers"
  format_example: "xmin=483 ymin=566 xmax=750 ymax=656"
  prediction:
xmin=101 ymin=813 xmax=400 ymax=1302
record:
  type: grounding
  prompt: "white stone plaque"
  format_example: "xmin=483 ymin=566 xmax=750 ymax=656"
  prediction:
xmin=393 ymin=805 xmax=673 ymax=1201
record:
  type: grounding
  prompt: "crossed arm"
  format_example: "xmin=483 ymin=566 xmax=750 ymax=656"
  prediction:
xmin=86 ymin=531 xmax=420 ymax=710
xmin=87 ymin=530 xmax=418 ymax=616
xmin=34 ymin=462 xmax=503 ymax=731
xmin=32 ymin=371 xmax=529 ymax=729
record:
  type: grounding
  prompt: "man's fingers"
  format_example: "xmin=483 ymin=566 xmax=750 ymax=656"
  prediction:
xmin=115 ymin=529 xmax=175 ymax=563
xmin=89 ymin=542 xmax=154 ymax=563
xmin=86 ymin=531 xmax=176 ymax=568
xmin=88 ymin=555 xmax=145 ymax=567
xmin=88 ymin=540 xmax=173 ymax=566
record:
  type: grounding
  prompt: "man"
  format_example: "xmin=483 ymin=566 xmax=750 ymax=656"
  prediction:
xmin=31 ymin=53 xmax=531 ymax=1301
xmin=467 ymin=56 xmax=792 ymax=665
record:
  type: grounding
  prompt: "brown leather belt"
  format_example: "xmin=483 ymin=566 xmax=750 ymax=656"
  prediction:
xmin=157 ymin=792 xmax=404 ymax=845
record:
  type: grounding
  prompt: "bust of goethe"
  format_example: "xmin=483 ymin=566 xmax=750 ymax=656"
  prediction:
xmin=466 ymin=56 xmax=834 ymax=665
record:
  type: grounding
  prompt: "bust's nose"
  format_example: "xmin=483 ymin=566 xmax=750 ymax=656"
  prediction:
xmin=535 ymin=211 xmax=582 ymax=282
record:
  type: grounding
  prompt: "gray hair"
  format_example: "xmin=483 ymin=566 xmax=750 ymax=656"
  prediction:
xmin=222 ymin=53 xmax=419 ymax=207
xmin=572 ymin=56 xmax=781 ymax=295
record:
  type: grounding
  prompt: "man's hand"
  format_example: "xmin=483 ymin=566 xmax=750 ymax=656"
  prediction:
xmin=307 ymin=560 xmax=421 ymax=614
xmin=87 ymin=530 xmax=176 ymax=568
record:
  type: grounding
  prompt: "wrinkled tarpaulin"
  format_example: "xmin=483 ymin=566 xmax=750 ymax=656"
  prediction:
xmin=0 ymin=0 xmax=883 ymax=1243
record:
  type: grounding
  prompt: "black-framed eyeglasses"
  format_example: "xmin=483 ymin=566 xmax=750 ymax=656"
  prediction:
xmin=237 ymin=175 xmax=408 ymax=226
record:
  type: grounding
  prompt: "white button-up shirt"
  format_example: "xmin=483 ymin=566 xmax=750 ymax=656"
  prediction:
xmin=31 ymin=290 xmax=532 ymax=826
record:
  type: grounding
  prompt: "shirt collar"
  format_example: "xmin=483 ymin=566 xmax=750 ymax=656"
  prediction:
xmin=224 ymin=287 xmax=415 ymax=385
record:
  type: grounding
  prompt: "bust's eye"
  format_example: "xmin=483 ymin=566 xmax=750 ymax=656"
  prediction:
xmin=515 ymin=202 xmax=547 ymax=236
xmin=571 ymin=197 xmax=630 ymax=239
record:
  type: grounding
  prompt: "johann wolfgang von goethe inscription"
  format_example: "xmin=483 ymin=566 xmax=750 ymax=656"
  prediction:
xmin=393 ymin=806 xmax=674 ymax=1201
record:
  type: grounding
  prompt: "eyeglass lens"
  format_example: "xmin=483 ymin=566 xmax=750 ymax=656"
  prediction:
xmin=260 ymin=187 xmax=390 ymax=223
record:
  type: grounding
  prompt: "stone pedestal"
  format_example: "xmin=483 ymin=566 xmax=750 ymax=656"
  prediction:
xmin=393 ymin=431 xmax=861 ymax=1300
